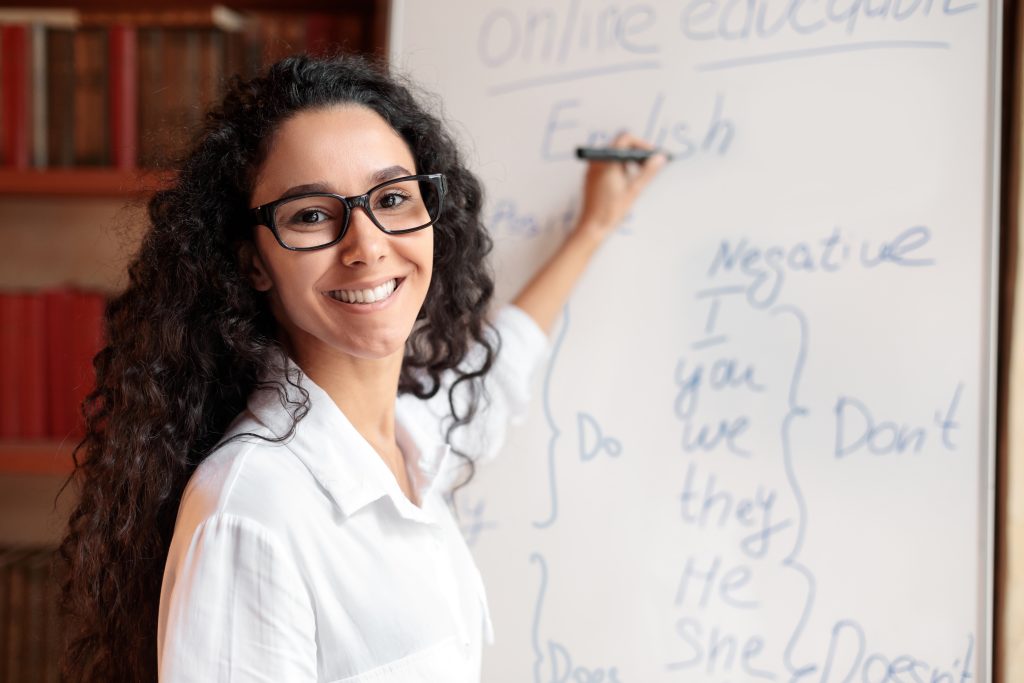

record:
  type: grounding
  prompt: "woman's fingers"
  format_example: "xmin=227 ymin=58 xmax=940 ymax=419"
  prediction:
xmin=627 ymin=150 xmax=668 ymax=198
xmin=608 ymin=131 xmax=667 ymax=182
xmin=576 ymin=131 xmax=668 ymax=236
xmin=603 ymin=132 xmax=668 ymax=200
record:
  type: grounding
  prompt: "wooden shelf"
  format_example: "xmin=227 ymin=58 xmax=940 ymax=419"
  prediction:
xmin=0 ymin=168 xmax=172 ymax=197
xmin=0 ymin=440 xmax=77 ymax=476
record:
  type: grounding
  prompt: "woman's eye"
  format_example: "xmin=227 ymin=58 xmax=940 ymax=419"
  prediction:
xmin=376 ymin=191 xmax=411 ymax=210
xmin=298 ymin=209 xmax=328 ymax=224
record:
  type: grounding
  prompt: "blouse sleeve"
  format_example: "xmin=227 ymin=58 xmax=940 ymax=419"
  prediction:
xmin=424 ymin=303 xmax=551 ymax=466
xmin=158 ymin=513 xmax=318 ymax=682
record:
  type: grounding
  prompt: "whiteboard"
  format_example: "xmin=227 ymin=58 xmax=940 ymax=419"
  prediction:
xmin=390 ymin=1 xmax=1001 ymax=681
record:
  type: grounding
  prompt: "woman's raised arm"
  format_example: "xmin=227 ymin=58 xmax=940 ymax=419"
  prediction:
xmin=511 ymin=132 xmax=668 ymax=334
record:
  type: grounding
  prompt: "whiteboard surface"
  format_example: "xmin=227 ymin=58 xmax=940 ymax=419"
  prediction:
xmin=390 ymin=1 xmax=1000 ymax=681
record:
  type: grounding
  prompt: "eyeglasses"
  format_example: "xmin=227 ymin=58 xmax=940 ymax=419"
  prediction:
xmin=250 ymin=173 xmax=447 ymax=251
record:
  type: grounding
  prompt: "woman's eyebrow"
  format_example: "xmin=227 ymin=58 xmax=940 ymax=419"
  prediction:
xmin=369 ymin=165 xmax=413 ymax=185
xmin=278 ymin=181 xmax=332 ymax=198
xmin=275 ymin=166 xmax=414 ymax=199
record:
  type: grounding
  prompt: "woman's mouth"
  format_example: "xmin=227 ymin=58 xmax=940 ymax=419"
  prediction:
xmin=325 ymin=278 xmax=401 ymax=304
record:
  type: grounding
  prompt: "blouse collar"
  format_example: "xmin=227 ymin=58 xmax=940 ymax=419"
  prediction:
xmin=243 ymin=352 xmax=455 ymax=526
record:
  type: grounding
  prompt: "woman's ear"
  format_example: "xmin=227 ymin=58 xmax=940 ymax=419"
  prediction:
xmin=237 ymin=241 xmax=274 ymax=292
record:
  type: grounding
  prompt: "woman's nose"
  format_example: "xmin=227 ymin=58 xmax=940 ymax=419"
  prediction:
xmin=338 ymin=207 xmax=388 ymax=266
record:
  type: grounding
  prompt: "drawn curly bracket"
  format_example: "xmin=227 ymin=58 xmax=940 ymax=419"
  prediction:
xmin=534 ymin=304 xmax=571 ymax=530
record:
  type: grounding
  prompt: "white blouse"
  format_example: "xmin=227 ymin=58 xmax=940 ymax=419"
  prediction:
xmin=156 ymin=305 xmax=549 ymax=682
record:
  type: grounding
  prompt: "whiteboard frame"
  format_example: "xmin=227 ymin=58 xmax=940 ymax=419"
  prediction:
xmin=985 ymin=1 xmax=1006 ymax=679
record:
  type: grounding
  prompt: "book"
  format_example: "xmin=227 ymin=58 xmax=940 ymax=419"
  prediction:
xmin=0 ymin=29 xmax=5 ymax=166
xmin=30 ymin=23 xmax=47 ymax=168
xmin=0 ymin=547 xmax=60 ymax=681
xmin=31 ymin=548 xmax=59 ymax=683
xmin=0 ymin=293 xmax=23 ymax=438
xmin=198 ymin=28 xmax=225 ymax=112
xmin=2 ymin=24 xmax=30 ymax=169
xmin=0 ymin=287 xmax=109 ymax=440
xmin=137 ymin=27 xmax=162 ymax=169
xmin=158 ymin=28 xmax=192 ymax=166
xmin=182 ymin=29 xmax=204 ymax=137
xmin=71 ymin=27 xmax=109 ymax=166
xmin=67 ymin=290 xmax=106 ymax=437
xmin=0 ymin=11 xmax=84 ymax=170
xmin=45 ymin=27 xmax=75 ymax=167
xmin=108 ymin=24 xmax=138 ymax=170
xmin=4 ymin=548 xmax=28 ymax=681
xmin=22 ymin=292 xmax=47 ymax=439
xmin=0 ymin=549 xmax=10 ymax=681
xmin=23 ymin=553 xmax=43 ymax=682
xmin=41 ymin=548 xmax=61 ymax=682
xmin=44 ymin=287 xmax=76 ymax=439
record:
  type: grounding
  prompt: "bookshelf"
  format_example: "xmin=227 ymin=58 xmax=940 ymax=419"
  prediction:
xmin=0 ymin=168 xmax=169 ymax=195
xmin=0 ymin=1 xmax=386 ymax=476
xmin=0 ymin=441 xmax=75 ymax=476
xmin=0 ymin=0 xmax=388 ymax=195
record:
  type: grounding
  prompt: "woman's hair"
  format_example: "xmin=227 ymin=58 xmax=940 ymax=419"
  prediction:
xmin=53 ymin=53 xmax=497 ymax=682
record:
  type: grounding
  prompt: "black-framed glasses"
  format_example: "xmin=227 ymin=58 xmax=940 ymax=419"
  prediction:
xmin=250 ymin=173 xmax=447 ymax=251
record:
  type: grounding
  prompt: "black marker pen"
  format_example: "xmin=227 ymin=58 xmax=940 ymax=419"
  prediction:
xmin=575 ymin=147 xmax=673 ymax=162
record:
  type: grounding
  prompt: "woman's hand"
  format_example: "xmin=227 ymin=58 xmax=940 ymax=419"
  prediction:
xmin=511 ymin=132 xmax=668 ymax=334
xmin=573 ymin=132 xmax=669 ymax=246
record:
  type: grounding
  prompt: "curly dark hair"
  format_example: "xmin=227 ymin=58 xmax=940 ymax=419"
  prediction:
xmin=52 ymin=53 xmax=498 ymax=682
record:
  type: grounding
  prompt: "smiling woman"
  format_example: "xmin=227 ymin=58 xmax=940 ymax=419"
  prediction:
xmin=51 ymin=54 xmax=665 ymax=683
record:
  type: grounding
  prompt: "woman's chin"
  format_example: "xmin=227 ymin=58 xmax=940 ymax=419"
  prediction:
xmin=333 ymin=330 xmax=412 ymax=362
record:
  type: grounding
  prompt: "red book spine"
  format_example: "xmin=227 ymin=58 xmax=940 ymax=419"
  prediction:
xmin=2 ymin=25 xmax=30 ymax=169
xmin=21 ymin=292 xmax=46 ymax=438
xmin=0 ymin=29 xmax=6 ymax=165
xmin=68 ymin=291 xmax=106 ymax=437
xmin=108 ymin=24 xmax=138 ymax=170
xmin=72 ymin=28 xmax=109 ymax=166
xmin=44 ymin=287 xmax=75 ymax=440
xmin=6 ymin=552 xmax=27 ymax=681
xmin=0 ymin=293 xmax=22 ymax=438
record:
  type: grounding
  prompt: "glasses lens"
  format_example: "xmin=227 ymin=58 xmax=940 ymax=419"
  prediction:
xmin=273 ymin=195 xmax=347 ymax=249
xmin=368 ymin=177 xmax=442 ymax=232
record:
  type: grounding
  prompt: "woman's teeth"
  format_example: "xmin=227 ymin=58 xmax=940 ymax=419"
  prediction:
xmin=327 ymin=279 xmax=398 ymax=304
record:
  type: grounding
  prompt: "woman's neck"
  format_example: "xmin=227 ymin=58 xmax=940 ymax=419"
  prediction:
xmin=287 ymin=339 xmax=404 ymax=455
xmin=287 ymin=339 xmax=420 ymax=506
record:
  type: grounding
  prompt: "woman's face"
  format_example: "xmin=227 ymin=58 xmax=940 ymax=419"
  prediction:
xmin=244 ymin=105 xmax=434 ymax=367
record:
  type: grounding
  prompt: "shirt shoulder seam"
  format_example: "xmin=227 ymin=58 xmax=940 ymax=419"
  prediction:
xmin=192 ymin=512 xmax=311 ymax=598
xmin=211 ymin=424 xmax=291 ymax=516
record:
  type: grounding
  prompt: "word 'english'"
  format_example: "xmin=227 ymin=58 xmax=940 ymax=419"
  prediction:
xmin=542 ymin=92 xmax=734 ymax=162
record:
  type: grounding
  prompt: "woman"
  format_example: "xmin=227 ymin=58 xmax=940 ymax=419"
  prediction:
xmin=54 ymin=54 xmax=665 ymax=682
